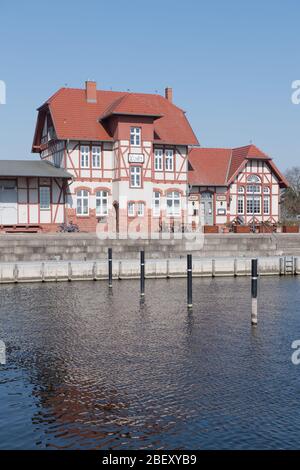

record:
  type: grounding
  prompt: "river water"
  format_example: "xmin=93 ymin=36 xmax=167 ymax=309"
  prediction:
xmin=0 ymin=276 xmax=300 ymax=449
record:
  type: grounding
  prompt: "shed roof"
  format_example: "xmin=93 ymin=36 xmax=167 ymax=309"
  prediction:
xmin=0 ymin=160 xmax=72 ymax=178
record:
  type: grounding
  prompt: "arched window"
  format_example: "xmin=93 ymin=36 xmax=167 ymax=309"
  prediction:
xmin=76 ymin=190 xmax=89 ymax=215
xmin=96 ymin=190 xmax=108 ymax=216
xmin=166 ymin=191 xmax=181 ymax=216
xmin=238 ymin=186 xmax=245 ymax=193
xmin=247 ymin=175 xmax=261 ymax=183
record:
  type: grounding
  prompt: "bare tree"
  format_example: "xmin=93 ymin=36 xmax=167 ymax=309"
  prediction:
xmin=281 ymin=167 xmax=300 ymax=218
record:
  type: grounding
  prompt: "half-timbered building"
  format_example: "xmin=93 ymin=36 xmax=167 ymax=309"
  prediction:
xmin=32 ymin=81 xmax=199 ymax=234
xmin=188 ymin=145 xmax=289 ymax=230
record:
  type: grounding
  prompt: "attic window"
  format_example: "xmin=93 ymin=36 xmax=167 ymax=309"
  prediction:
xmin=130 ymin=127 xmax=141 ymax=146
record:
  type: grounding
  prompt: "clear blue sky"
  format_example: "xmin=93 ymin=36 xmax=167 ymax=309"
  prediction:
xmin=0 ymin=0 xmax=299 ymax=170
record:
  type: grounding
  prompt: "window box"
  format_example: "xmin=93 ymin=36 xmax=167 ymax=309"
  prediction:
xmin=233 ymin=225 xmax=251 ymax=233
xmin=204 ymin=225 xmax=219 ymax=233
xmin=258 ymin=224 xmax=274 ymax=233
xmin=282 ymin=225 xmax=299 ymax=233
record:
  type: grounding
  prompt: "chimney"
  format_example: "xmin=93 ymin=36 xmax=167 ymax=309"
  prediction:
xmin=85 ymin=80 xmax=97 ymax=103
xmin=165 ymin=87 xmax=173 ymax=103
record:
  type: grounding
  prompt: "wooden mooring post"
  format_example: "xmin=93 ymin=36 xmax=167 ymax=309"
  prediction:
xmin=140 ymin=250 xmax=145 ymax=297
xmin=251 ymin=258 xmax=258 ymax=325
xmin=108 ymin=248 xmax=112 ymax=288
xmin=187 ymin=254 xmax=193 ymax=308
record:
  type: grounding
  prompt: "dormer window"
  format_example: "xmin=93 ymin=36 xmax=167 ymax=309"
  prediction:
xmin=130 ymin=127 xmax=141 ymax=146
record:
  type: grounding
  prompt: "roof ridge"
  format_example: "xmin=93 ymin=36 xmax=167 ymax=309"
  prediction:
xmin=225 ymin=149 xmax=233 ymax=183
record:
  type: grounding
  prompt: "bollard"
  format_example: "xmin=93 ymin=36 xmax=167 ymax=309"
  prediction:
xmin=140 ymin=250 xmax=145 ymax=297
xmin=251 ymin=258 xmax=258 ymax=325
xmin=187 ymin=254 xmax=193 ymax=308
xmin=108 ymin=248 xmax=112 ymax=288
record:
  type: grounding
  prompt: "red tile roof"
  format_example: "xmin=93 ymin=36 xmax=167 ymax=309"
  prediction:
xmin=189 ymin=145 xmax=288 ymax=188
xmin=33 ymin=87 xmax=199 ymax=149
xmin=188 ymin=148 xmax=232 ymax=185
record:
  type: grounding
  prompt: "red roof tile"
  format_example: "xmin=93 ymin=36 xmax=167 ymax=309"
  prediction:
xmin=189 ymin=148 xmax=232 ymax=185
xmin=33 ymin=87 xmax=199 ymax=148
xmin=189 ymin=144 xmax=288 ymax=188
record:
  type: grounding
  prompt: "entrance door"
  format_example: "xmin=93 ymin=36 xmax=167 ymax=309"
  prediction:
xmin=0 ymin=180 xmax=17 ymax=224
xmin=200 ymin=192 xmax=213 ymax=225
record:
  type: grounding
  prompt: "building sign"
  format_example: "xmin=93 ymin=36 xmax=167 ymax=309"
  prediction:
xmin=216 ymin=195 xmax=227 ymax=201
xmin=128 ymin=154 xmax=144 ymax=164
xmin=188 ymin=194 xmax=199 ymax=201
xmin=217 ymin=208 xmax=226 ymax=215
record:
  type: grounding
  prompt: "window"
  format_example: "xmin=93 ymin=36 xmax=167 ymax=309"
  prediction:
xmin=130 ymin=127 xmax=141 ymax=146
xmin=92 ymin=146 xmax=101 ymax=168
xmin=137 ymin=202 xmax=144 ymax=217
xmin=165 ymin=149 xmax=174 ymax=171
xmin=238 ymin=196 xmax=244 ymax=214
xmin=39 ymin=187 xmax=50 ymax=210
xmin=263 ymin=187 xmax=270 ymax=194
xmin=166 ymin=191 xmax=181 ymax=216
xmin=80 ymin=146 xmax=89 ymax=168
xmin=152 ymin=191 xmax=161 ymax=216
xmin=247 ymin=175 xmax=261 ymax=183
xmin=247 ymin=196 xmax=261 ymax=215
xmin=154 ymin=149 xmax=163 ymax=171
xmin=77 ymin=189 xmax=89 ymax=215
xmin=263 ymin=196 xmax=270 ymax=215
xmin=96 ymin=190 xmax=108 ymax=216
xmin=128 ymin=202 xmax=135 ymax=216
xmin=247 ymin=184 xmax=261 ymax=194
xmin=130 ymin=166 xmax=141 ymax=187
xmin=238 ymin=186 xmax=245 ymax=193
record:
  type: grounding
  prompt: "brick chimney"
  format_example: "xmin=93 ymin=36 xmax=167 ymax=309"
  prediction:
xmin=85 ymin=80 xmax=97 ymax=103
xmin=165 ymin=87 xmax=173 ymax=102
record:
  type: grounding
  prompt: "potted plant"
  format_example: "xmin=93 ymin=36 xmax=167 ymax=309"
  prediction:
xmin=233 ymin=224 xmax=251 ymax=233
xmin=280 ymin=220 xmax=299 ymax=233
xmin=204 ymin=225 xmax=219 ymax=233
xmin=258 ymin=221 xmax=274 ymax=233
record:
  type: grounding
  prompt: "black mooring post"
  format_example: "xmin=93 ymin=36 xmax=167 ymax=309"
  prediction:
xmin=140 ymin=250 xmax=145 ymax=297
xmin=108 ymin=248 xmax=112 ymax=288
xmin=187 ymin=254 xmax=193 ymax=308
xmin=251 ymin=258 xmax=258 ymax=325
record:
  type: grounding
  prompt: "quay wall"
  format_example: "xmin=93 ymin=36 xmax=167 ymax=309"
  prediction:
xmin=0 ymin=256 xmax=299 ymax=284
xmin=0 ymin=233 xmax=299 ymax=262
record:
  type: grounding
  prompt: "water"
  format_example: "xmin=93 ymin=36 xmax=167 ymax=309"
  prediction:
xmin=0 ymin=276 xmax=300 ymax=450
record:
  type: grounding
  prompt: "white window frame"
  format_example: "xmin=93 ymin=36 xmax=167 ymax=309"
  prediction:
xmin=263 ymin=186 xmax=270 ymax=194
xmin=154 ymin=149 xmax=163 ymax=171
xmin=92 ymin=146 xmax=101 ymax=168
xmin=39 ymin=187 xmax=50 ymax=210
xmin=137 ymin=202 xmax=144 ymax=217
xmin=246 ymin=196 xmax=261 ymax=215
xmin=238 ymin=186 xmax=245 ymax=194
xmin=130 ymin=166 xmax=142 ymax=188
xmin=80 ymin=146 xmax=90 ymax=168
xmin=76 ymin=189 xmax=89 ymax=216
xmin=237 ymin=195 xmax=244 ymax=215
xmin=247 ymin=184 xmax=261 ymax=194
xmin=152 ymin=191 xmax=161 ymax=217
xmin=128 ymin=202 xmax=135 ymax=216
xmin=165 ymin=149 xmax=174 ymax=171
xmin=130 ymin=127 xmax=141 ymax=146
xmin=95 ymin=190 xmax=108 ymax=216
xmin=263 ymin=196 xmax=270 ymax=215
xmin=166 ymin=191 xmax=181 ymax=217
xmin=247 ymin=175 xmax=261 ymax=184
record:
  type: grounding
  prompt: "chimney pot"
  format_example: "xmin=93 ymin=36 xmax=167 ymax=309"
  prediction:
xmin=165 ymin=87 xmax=173 ymax=102
xmin=85 ymin=80 xmax=97 ymax=103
